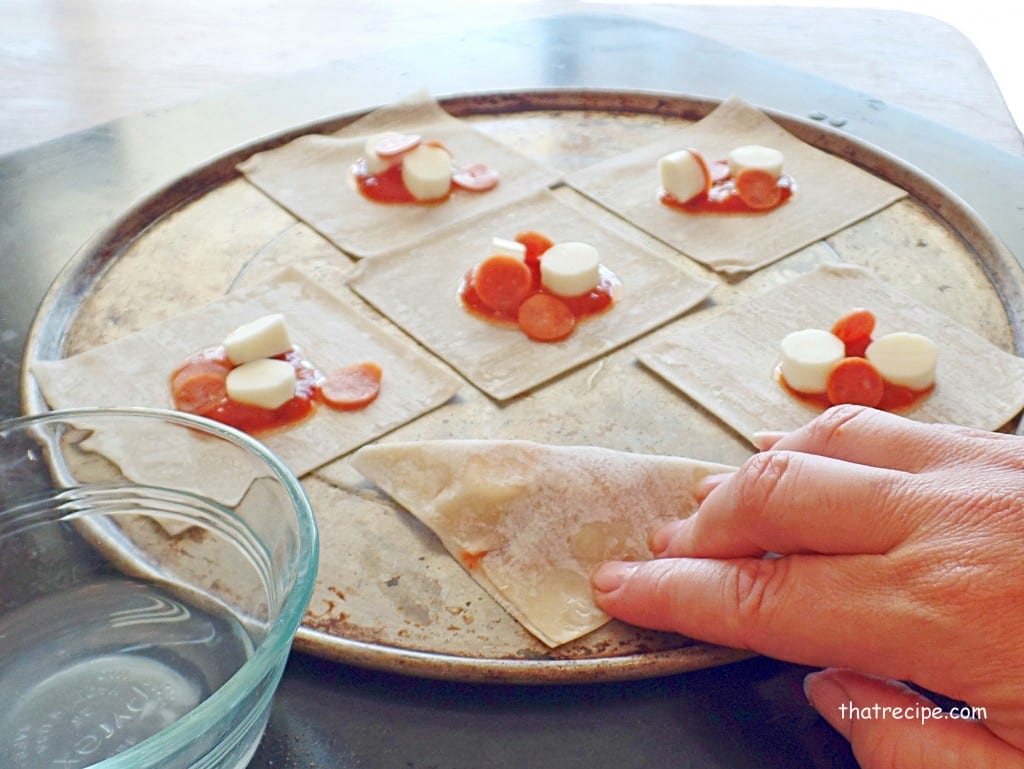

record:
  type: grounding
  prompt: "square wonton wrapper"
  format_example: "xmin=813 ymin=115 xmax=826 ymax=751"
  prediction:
xmin=237 ymin=93 xmax=562 ymax=259
xmin=636 ymin=262 xmax=1024 ymax=442
xmin=348 ymin=190 xmax=716 ymax=401
xmin=30 ymin=265 xmax=462 ymax=479
xmin=352 ymin=439 xmax=736 ymax=647
xmin=565 ymin=97 xmax=907 ymax=275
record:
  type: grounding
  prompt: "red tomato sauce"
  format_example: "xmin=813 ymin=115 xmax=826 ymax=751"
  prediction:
xmin=171 ymin=346 xmax=380 ymax=435
xmin=353 ymin=159 xmax=450 ymax=205
xmin=776 ymin=309 xmax=933 ymax=413
xmin=777 ymin=369 xmax=934 ymax=413
xmin=660 ymin=159 xmax=795 ymax=214
xmin=459 ymin=231 xmax=618 ymax=331
xmin=351 ymin=143 xmax=498 ymax=205
xmin=460 ymin=550 xmax=488 ymax=570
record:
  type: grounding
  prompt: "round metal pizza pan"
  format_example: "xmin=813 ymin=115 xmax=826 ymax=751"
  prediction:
xmin=22 ymin=90 xmax=1024 ymax=683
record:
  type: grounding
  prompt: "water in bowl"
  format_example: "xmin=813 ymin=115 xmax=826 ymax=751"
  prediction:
xmin=0 ymin=576 xmax=254 ymax=768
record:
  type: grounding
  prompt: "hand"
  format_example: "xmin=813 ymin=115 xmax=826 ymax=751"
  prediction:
xmin=591 ymin=405 xmax=1024 ymax=768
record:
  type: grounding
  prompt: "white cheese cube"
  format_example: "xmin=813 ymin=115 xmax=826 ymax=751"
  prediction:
xmin=727 ymin=145 xmax=785 ymax=180
xmin=866 ymin=332 xmax=937 ymax=389
xmin=658 ymin=149 xmax=709 ymax=203
xmin=540 ymin=242 xmax=601 ymax=297
xmin=226 ymin=358 xmax=296 ymax=409
xmin=362 ymin=131 xmax=405 ymax=175
xmin=223 ymin=314 xmax=292 ymax=365
xmin=401 ymin=144 xmax=453 ymax=201
xmin=779 ymin=328 xmax=845 ymax=393
xmin=488 ymin=237 xmax=528 ymax=261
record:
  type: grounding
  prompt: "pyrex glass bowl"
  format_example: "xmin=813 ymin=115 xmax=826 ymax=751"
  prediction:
xmin=0 ymin=407 xmax=318 ymax=769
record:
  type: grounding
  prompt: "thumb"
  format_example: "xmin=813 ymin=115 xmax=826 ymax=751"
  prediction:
xmin=804 ymin=669 xmax=1024 ymax=769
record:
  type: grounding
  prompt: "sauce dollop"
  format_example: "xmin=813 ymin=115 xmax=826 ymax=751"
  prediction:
xmin=778 ymin=368 xmax=933 ymax=413
xmin=353 ymin=159 xmax=428 ymax=204
xmin=661 ymin=159 xmax=795 ymax=214
xmin=352 ymin=140 xmax=498 ymax=205
xmin=777 ymin=309 xmax=934 ymax=413
xmin=459 ymin=231 xmax=619 ymax=342
xmin=171 ymin=346 xmax=381 ymax=435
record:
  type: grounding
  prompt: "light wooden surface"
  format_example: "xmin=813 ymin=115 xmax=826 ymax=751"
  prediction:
xmin=1 ymin=0 xmax=1021 ymax=158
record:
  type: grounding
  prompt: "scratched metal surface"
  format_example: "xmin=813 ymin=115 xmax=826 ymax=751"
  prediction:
xmin=23 ymin=93 xmax=1024 ymax=683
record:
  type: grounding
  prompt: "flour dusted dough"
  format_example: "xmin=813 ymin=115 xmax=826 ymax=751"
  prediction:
xmin=637 ymin=262 xmax=1024 ymax=440
xmin=31 ymin=264 xmax=462 ymax=481
xmin=352 ymin=440 xmax=734 ymax=647
xmin=237 ymin=92 xmax=562 ymax=259
xmin=566 ymin=97 xmax=907 ymax=274
xmin=349 ymin=189 xmax=716 ymax=401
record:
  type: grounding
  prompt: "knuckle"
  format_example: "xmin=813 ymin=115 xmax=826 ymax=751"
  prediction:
xmin=808 ymin=403 xmax=875 ymax=448
xmin=727 ymin=556 xmax=793 ymax=647
xmin=734 ymin=451 xmax=798 ymax=519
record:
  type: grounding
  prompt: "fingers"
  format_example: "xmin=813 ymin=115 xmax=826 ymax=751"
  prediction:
xmin=663 ymin=405 xmax=1007 ymax=560
xmin=756 ymin=404 xmax=995 ymax=473
xmin=592 ymin=554 xmax=922 ymax=678
xmin=655 ymin=448 xmax=916 ymax=559
xmin=805 ymin=669 xmax=1024 ymax=769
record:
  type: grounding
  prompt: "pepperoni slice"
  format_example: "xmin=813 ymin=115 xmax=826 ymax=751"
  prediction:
xmin=517 ymin=293 xmax=576 ymax=342
xmin=826 ymin=357 xmax=885 ymax=407
xmin=373 ymin=133 xmax=421 ymax=158
xmin=452 ymin=163 xmax=500 ymax=192
xmin=320 ymin=362 xmax=383 ymax=411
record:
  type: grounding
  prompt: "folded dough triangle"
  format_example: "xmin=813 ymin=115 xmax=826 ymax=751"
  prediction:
xmin=352 ymin=440 xmax=734 ymax=648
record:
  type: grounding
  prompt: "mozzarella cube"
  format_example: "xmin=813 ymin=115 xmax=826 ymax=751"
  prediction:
xmin=866 ymin=332 xmax=938 ymax=389
xmin=226 ymin=358 xmax=296 ymax=410
xmin=779 ymin=328 xmax=845 ymax=393
xmin=223 ymin=314 xmax=292 ymax=365
xmin=488 ymin=237 xmax=528 ymax=261
xmin=658 ymin=149 xmax=709 ymax=203
xmin=363 ymin=131 xmax=405 ymax=175
xmin=727 ymin=145 xmax=785 ymax=180
xmin=401 ymin=144 xmax=453 ymax=201
xmin=540 ymin=242 xmax=601 ymax=297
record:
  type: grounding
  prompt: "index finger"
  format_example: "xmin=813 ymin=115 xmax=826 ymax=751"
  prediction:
xmin=591 ymin=553 xmax=930 ymax=687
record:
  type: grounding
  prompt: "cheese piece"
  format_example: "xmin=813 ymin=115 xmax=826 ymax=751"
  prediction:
xmin=539 ymin=242 xmax=600 ymax=297
xmin=866 ymin=332 xmax=938 ymax=389
xmin=351 ymin=439 xmax=735 ymax=647
xmin=658 ymin=149 xmax=709 ymax=203
xmin=488 ymin=236 xmax=527 ymax=261
xmin=401 ymin=144 xmax=453 ymax=201
xmin=223 ymin=314 xmax=292 ymax=365
xmin=727 ymin=145 xmax=785 ymax=180
xmin=362 ymin=131 xmax=412 ymax=175
xmin=779 ymin=328 xmax=845 ymax=393
xmin=225 ymin=358 xmax=296 ymax=409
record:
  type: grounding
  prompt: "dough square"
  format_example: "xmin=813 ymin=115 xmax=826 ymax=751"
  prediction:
xmin=348 ymin=189 xmax=716 ymax=401
xmin=30 ymin=264 xmax=462 ymax=478
xmin=565 ymin=97 xmax=907 ymax=274
xmin=352 ymin=439 xmax=734 ymax=647
xmin=635 ymin=262 xmax=1024 ymax=442
xmin=238 ymin=93 xmax=562 ymax=259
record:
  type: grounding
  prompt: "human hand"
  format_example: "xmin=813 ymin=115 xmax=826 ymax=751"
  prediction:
xmin=591 ymin=405 xmax=1024 ymax=767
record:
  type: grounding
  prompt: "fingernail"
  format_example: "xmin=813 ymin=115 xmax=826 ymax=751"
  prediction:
xmin=591 ymin=561 xmax=639 ymax=593
xmin=696 ymin=472 xmax=731 ymax=501
xmin=648 ymin=519 xmax=683 ymax=556
xmin=648 ymin=527 xmax=669 ymax=556
xmin=752 ymin=430 xmax=787 ymax=451
xmin=803 ymin=670 xmax=853 ymax=740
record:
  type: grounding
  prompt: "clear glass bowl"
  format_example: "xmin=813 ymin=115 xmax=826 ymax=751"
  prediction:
xmin=0 ymin=407 xmax=319 ymax=769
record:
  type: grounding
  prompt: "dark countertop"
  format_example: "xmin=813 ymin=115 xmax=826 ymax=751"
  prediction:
xmin=4 ymin=13 xmax=1023 ymax=768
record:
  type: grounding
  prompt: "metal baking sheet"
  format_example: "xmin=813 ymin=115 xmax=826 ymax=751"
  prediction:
xmin=22 ymin=91 xmax=1024 ymax=684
